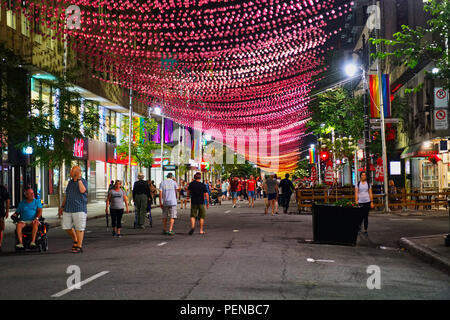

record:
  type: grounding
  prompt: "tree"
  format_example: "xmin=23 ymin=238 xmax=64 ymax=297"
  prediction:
xmin=115 ymin=116 xmax=158 ymax=173
xmin=306 ymin=87 xmax=364 ymax=140
xmin=19 ymin=77 xmax=100 ymax=205
xmin=292 ymin=159 xmax=310 ymax=180
xmin=370 ymin=0 xmax=449 ymax=90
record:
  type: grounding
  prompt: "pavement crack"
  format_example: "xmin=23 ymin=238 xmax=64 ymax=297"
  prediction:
xmin=181 ymin=236 xmax=235 ymax=300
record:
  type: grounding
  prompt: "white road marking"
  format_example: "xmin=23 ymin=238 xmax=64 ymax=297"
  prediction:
xmin=51 ymin=271 xmax=109 ymax=298
xmin=225 ymin=210 xmax=231 ymax=213
xmin=233 ymin=230 xmax=239 ymax=233
xmin=157 ymin=242 xmax=168 ymax=246
xmin=307 ymin=258 xmax=335 ymax=263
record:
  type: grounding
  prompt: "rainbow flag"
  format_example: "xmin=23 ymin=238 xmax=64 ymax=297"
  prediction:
xmin=369 ymin=74 xmax=391 ymax=118
xmin=309 ymin=148 xmax=315 ymax=164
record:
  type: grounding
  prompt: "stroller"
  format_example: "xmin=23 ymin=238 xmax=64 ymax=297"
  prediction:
xmin=210 ymin=190 xmax=220 ymax=206
xmin=11 ymin=214 xmax=49 ymax=252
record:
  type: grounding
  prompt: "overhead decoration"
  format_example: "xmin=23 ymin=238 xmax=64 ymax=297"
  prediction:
xmin=6 ymin=0 xmax=353 ymax=171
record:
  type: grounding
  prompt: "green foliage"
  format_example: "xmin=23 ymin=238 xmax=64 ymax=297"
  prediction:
xmin=318 ymin=136 xmax=358 ymax=161
xmin=306 ymin=87 xmax=364 ymax=140
xmin=334 ymin=198 xmax=357 ymax=207
xmin=19 ymin=78 xmax=100 ymax=170
xmin=370 ymin=0 xmax=449 ymax=89
xmin=292 ymin=159 xmax=310 ymax=180
xmin=115 ymin=117 xmax=158 ymax=169
xmin=222 ymin=156 xmax=257 ymax=178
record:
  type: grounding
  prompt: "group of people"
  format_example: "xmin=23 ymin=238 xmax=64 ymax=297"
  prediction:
xmin=0 ymin=168 xmax=378 ymax=253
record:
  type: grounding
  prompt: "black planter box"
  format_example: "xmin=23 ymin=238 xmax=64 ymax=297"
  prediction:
xmin=312 ymin=204 xmax=364 ymax=246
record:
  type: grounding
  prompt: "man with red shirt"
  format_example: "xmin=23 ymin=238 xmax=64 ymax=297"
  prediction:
xmin=228 ymin=176 xmax=240 ymax=208
xmin=246 ymin=175 xmax=257 ymax=208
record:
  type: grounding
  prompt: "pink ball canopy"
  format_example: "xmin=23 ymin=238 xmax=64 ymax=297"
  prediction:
xmin=12 ymin=0 xmax=352 ymax=171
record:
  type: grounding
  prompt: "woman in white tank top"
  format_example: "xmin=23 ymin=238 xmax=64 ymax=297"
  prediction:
xmin=355 ymin=172 xmax=374 ymax=235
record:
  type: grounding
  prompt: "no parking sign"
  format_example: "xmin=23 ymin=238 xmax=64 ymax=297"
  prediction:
xmin=434 ymin=109 xmax=448 ymax=131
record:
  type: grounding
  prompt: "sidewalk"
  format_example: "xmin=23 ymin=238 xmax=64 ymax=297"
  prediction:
xmin=3 ymin=201 xmax=159 ymax=235
xmin=399 ymin=234 xmax=450 ymax=275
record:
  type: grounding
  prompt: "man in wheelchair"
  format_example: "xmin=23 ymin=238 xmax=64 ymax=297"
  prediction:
xmin=11 ymin=188 xmax=43 ymax=250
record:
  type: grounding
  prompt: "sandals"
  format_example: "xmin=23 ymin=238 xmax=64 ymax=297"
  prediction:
xmin=72 ymin=246 xmax=83 ymax=253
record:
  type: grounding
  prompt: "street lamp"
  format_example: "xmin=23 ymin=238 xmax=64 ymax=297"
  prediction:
xmin=344 ymin=63 xmax=359 ymax=77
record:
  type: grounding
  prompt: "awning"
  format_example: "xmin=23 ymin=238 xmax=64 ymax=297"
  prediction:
xmin=400 ymin=142 xmax=438 ymax=159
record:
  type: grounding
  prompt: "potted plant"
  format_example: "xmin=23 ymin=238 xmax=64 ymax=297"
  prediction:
xmin=312 ymin=199 xmax=364 ymax=246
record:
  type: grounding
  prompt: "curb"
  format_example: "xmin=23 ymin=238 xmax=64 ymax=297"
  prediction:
xmin=399 ymin=236 xmax=450 ymax=276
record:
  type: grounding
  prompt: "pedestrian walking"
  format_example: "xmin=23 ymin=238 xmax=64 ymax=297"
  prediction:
xmin=279 ymin=173 xmax=295 ymax=214
xmin=256 ymin=179 xmax=262 ymax=199
xmin=0 ymin=184 xmax=10 ymax=253
xmin=159 ymin=173 xmax=179 ymax=235
xmin=204 ymin=179 xmax=211 ymax=206
xmin=221 ymin=179 xmax=229 ymax=201
xmin=179 ymin=180 xmax=188 ymax=210
xmin=215 ymin=179 xmax=222 ymax=205
xmin=150 ymin=180 xmax=158 ymax=205
xmin=58 ymin=166 xmax=88 ymax=253
xmin=274 ymin=174 xmax=281 ymax=214
xmin=108 ymin=180 xmax=115 ymax=191
xmin=247 ymin=175 xmax=257 ymax=208
xmin=229 ymin=176 xmax=240 ymax=208
xmin=263 ymin=175 xmax=279 ymax=216
xmin=188 ymin=172 xmax=209 ymax=235
xmin=133 ymin=173 xmax=151 ymax=229
xmin=106 ymin=180 xmax=130 ymax=237
xmin=355 ymin=171 xmax=374 ymax=235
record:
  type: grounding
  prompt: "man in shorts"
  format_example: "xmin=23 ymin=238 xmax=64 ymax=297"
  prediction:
xmin=12 ymin=188 xmax=42 ymax=249
xmin=0 ymin=184 xmax=10 ymax=252
xmin=159 ymin=173 xmax=179 ymax=235
xmin=263 ymin=175 xmax=279 ymax=216
xmin=228 ymin=176 xmax=240 ymax=208
xmin=188 ymin=172 xmax=209 ymax=235
xmin=59 ymin=166 xmax=88 ymax=253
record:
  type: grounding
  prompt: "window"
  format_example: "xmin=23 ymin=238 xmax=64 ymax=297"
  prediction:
xmin=21 ymin=12 xmax=30 ymax=37
xmin=6 ymin=9 xmax=16 ymax=29
xmin=396 ymin=0 xmax=409 ymax=31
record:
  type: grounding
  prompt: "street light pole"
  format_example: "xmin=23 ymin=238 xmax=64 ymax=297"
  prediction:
xmin=375 ymin=1 xmax=390 ymax=212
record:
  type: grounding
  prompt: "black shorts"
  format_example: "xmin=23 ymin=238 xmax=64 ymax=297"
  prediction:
xmin=263 ymin=191 xmax=267 ymax=198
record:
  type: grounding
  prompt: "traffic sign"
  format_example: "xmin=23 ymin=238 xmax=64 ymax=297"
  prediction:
xmin=434 ymin=87 xmax=449 ymax=108
xmin=434 ymin=109 xmax=448 ymax=131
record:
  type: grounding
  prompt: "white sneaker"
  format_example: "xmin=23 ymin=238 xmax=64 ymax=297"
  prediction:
xmin=232 ymin=204 xmax=236 ymax=208
xmin=16 ymin=243 xmax=24 ymax=249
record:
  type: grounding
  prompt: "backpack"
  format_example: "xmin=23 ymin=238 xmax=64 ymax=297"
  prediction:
xmin=357 ymin=181 xmax=371 ymax=190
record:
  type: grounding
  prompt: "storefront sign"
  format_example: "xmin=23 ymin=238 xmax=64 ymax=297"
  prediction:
xmin=434 ymin=109 xmax=448 ymax=131
xmin=163 ymin=165 xmax=177 ymax=171
xmin=73 ymin=139 xmax=85 ymax=158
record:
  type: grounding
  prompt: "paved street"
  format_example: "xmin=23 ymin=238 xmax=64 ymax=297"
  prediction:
xmin=0 ymin=199 xmax=449 ymax=300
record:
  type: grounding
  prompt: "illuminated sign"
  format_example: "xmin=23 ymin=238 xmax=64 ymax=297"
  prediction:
xmin=74 ymin=139 xmax=85 ymax=158
xmin=22 ymin=146 xmax=33 ymax=155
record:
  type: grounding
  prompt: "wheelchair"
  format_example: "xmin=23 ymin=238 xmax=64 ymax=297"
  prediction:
xmin=11 ymin=214 xmax=49 ymax=252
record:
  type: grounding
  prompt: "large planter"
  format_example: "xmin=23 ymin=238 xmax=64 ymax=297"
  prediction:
xmin=312 ymin=204 xmax=364 ymax=246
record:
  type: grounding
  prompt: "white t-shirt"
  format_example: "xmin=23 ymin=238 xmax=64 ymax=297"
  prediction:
xmin=159 ymin=179 xmax=178 ymax=206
